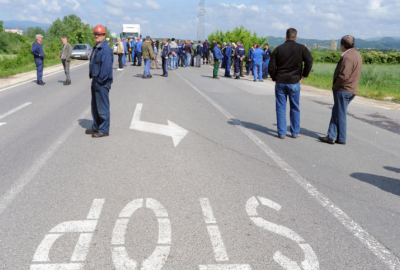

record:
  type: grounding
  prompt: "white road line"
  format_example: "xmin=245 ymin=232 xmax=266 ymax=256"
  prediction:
xmin=0 ymin=61 xmax=89 ymax=93
xmin=0 ymin=123 xmax=6 ymax=127
xmin=200 ymin=198 xmax=217 ymax=224
xmin=0 ymin=102 xmax=32 ymax=120
xmin=0 ymin=107 xmax=91 ymax=216
xmin=176 ymin=72 xmax=400 ymax=270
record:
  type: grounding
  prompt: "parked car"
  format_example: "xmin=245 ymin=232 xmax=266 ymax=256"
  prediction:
xmin=113 ymin=42 xmax=118 ymax=54
xmin=71 ymin=44 xmax=92 ymax=60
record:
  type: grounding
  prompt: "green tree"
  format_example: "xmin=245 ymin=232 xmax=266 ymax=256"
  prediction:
xmin=0 ymin=21 xmax=3 ymax=32
xmin=208 ymin=26 xmax=268 ymax=60
xmin=24 ymin=27 xmax=46 ymax=39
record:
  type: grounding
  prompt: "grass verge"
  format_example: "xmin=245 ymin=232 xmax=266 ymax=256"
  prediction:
xmin=0 ymin=58 xmax=76 ymax=78
xmin=303 ymin=63 xmax=400 ymax=103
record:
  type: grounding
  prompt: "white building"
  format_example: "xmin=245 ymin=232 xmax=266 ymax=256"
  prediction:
xmin=5 ymin=29 xmax=23 ymax=35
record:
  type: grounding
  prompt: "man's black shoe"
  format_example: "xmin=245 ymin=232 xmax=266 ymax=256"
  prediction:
xmin=235 ymin=77 xmax=240 ymax=79
xmin=278 ymin=136 xmax=286 ymax=139
xmin=335 ymin=140 xmax=346 ymax=145
xmin=92 ymin=132 xmax=109 ymax=138
xmin=148 ymin=75 xmax=153 ymax=78
xmin=240 ymin=75 xmax=244 ymax=77
xmin=259 ymin=80 xmax=264 ymax=82
xmin=163 ymin=75 xmax=168 ymax=77
xmin=85 ymin=129 xmax=97 ymax=135
xmin=37 ymin=81 xmax=45 ymax=85
xmin=142 ymin=76 xmax=150 ymax=79
xmin=319 ymin=136 xmax=335 ymax=144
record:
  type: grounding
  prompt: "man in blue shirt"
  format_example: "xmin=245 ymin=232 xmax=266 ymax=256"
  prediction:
xmin=135 ymin=37 xmax=143 ymax=66
xmin=212 ymin=42 xmax=223 ymax=79
xmin=224 ymin=43 xmax=232 ymax=77
xmin=122 ymin=38 xmax=128 ymax=66
xmin=31 ymin=34 xmax=45 ymax=85
xmin=234 ymin=41 xmax=246 ymax=79
xmin=130 ymin=38 xmax=137 ymax=66
xmin=87 ymin=25 xmax=113 ymax=138
xmin=246 ymin=43 xmax=256 ymax=76
xmin=251 ymin=44 xmax=266 ymax=82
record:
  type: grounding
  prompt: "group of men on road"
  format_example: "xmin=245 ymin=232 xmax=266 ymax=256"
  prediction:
xmin=31 ymin=26 xmax=362 ymax=145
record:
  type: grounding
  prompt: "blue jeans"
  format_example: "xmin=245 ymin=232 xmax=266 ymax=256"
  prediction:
xmin=170 ymin=54 xmax=178 ymax=69
xmin=247 ymin=61 xmax=253 ymax=75
xmin=185 ymin=53 xmax=191 ymax=67
xmin=224 ymin=57 xmax=231 ymax=77
xmin=190 ymin=55 xmax=195 ymax=66
xmin=35 ymin=58 xmax=44 ymax=83
xmin=122 ymin=53 xmax=126 ymax=66
xmin=327 ymin=90 xmax=355 ymax=143
xmin=275 ymin=82 xmax=301 ymax=137
xmin=91 ymin=80 xmax=111 ymax=133
xmin=143 ymin=59 xmax=151 ymax=77
xmin=253 ymin=62 xmax=262 ymax=81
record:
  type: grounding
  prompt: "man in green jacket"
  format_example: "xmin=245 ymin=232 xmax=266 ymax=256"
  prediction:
xmin=142 ymin=36 xmax=155 ymax=79
xmin=190 ymin=41 xmax=197 ymax=66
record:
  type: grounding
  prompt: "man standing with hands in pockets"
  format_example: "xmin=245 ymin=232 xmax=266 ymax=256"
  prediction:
xmin=60 ymin=36 xmax=72 ymax=85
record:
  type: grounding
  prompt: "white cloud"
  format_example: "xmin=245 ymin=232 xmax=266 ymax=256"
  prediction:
xmin=0 ymin=0 xmax=10 ymax=3
xmin=103 ymin=0 xmax=125 ymax=8
xmin=250 ymin=5 xmax=259 ymax=12
xmin=105 ymin=5 xmax=123 ymax=15
xmin=232 ymin=4 xmax=246 ymax=9
xmin=122 ymin=15 xmax=131 ymax=21
xmin=272 ymin=21 xmax=289 ymax=30
xmin=220 ymin=3 xmax=229 ymax=7
xmin=133 ymin=2 xmax=141 ymax=8
xmin=145 ymin=0 xmax=160 ymax=10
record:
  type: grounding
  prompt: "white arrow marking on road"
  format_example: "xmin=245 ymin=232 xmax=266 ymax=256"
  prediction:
xmin=130 ymin=103 xmax=188 ymax=147
xmin=0 ymin=123 xmax=6 ymax=127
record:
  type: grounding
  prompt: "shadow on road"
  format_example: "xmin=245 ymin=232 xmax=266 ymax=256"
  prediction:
xmin=350 ymin=172 xmax=400 ymax=197
xmin=227 ymin=119 xmax=323 ymax=139
xmin=384 ymin=166 xmax=400 ymax=173
xmin=78 ymin=119 xmax=92 ymax=129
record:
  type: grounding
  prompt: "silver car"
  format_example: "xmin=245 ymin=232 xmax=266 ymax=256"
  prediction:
xmin=71 ymin=44 xmax=92 ymax=60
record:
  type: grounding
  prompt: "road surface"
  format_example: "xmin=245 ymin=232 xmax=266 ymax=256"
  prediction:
xmin=0 ymin=57 xmax=399 ymax=270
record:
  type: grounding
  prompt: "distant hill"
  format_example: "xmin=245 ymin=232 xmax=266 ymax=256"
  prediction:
xmin=267 ymin=36 xmax=400 ymax=50
xmin=364 ymin=37 xmax=400 ymax=41
xmin=2 ymin=20 xmax=51 ymax=31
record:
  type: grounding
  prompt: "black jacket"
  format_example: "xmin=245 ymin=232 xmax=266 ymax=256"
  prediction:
xmin=268 ymin=40 xmax=313 ymax=84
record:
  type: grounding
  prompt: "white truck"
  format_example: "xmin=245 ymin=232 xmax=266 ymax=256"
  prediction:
xmin=120 ymin=24 xmax=141 ymax=40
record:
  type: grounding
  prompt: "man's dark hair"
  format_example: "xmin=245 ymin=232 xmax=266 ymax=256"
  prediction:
xmin=168 ymin=39 xmax=171 ymax=42
xmin=286 ymin=28 xmax=297 ymax=39
xmin=172 ymin=38 xmax=175 ymax=41
xmin=256 ymin=44 xmax=260 ymax=48
xmin=217 ymin=41 xmax=221 ymax=45
xmin=237 ymin=41 xmax=242 ymax=45
xmin=341 ymin=35 xmax=355 ymax=49
xmin=265 ymin=43 xmax=269 ymax=46
xmin=198 ymin=40 xmax=201 ymax=43
xmin=213 ymin=39 xmax=215 ymax=41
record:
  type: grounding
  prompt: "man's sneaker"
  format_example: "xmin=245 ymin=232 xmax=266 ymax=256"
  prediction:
xmin=37 ymin=82 xmax=45 ymax=85
xmin=117 ymin=68 xmax=123 ymax=71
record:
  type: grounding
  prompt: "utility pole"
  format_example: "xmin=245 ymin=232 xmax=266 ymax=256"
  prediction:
xmin=197 ymin=0 xmax=205 ymax=41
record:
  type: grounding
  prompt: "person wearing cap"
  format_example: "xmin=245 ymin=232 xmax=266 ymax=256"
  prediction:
xmin=135 ymin=37 xmax=143 ymax=66
xmin=190 ymin=41 xmax=196 ymax=67
xmin=87 ymin=25 xmax=113 ymax=138
xmin=212 ymin=42 xmax=223 ymax=79
xmin=161 ymin=38 xmax=170 ymax=77
xmin=60 ymin=36 xmax=72 ymax=85
xmin=203 ymin=40 xmax=210 ymax=65
xmin=142 ymin=36 xmax=155 ymax=79
xmin=221 ymin=42 xmax=227 ymax=69
xmin=31 ymin=34 xmax=45 ymax=85
xmin=224 ymin=43 xmax=233 ymax=77
xmin=196 ymin=41 xmax=203 ymax=67
xmin=234 ymin=41 xmax=246 ymax=79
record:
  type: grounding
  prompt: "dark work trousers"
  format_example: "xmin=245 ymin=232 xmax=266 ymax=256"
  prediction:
xmin=203 ymin=52 xmax=209 ymax=64
xmin=34 ymin=58 xmax=44 ymax=83
xmin=136 ymin=52 xmax=142 ymax=66
xmin=239 ymin=60 xmax=244 ymax=76
xmin=91 ymin=80 xmax=111 ymax=134
xmin=327 ymin=89 xmax=355 ymax=143
xmin=162 ymin=57 xmax=168 ymax=77
xmin=247 ymin=61 xmax=253 ymax=75
xmin=234 ymin=59 xmax=241 ymax=78
xmin=118 ymin=53 xmax=123 ymax=69
xmin=62 ymin=59 xmax=71 ymax=81
xmin=127 ymin=52 xmax=131 ymax=62
xmin=224 ymin=57 xmax=231 ymax=77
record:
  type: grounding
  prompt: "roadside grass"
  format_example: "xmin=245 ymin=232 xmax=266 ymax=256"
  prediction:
xmin=0 ymin=55 xmax=17 ymax=60
xmin=303 ymin=63 xmax=400 ymax=103
xmin=0 ymin=58 xmax=76 ymax=78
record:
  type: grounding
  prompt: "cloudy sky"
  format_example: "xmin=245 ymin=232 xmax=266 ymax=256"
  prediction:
xmin=1 ymin=0 xmax=399 ymax=40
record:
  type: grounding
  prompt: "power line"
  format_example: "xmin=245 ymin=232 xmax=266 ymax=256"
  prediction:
xmin=197 ymin=0 xmax=206 ymax=41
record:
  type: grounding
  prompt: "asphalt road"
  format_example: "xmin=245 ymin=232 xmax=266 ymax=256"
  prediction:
xmin=0 ymin=56 xmax=399 ymax=270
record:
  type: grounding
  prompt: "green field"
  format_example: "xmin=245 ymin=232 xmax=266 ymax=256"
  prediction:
xmin=303 ymin=63 xmax=400 ymax=103
xmin=0 ymin=58 xmax=71 ymax=78
xmin=0 ymin=54 xmax=17 ymax=60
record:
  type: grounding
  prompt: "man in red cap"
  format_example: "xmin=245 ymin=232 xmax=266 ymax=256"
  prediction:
xmin=86 ymin=25 xmax=113 ymax=138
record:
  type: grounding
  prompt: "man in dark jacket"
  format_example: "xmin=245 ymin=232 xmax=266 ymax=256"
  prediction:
xmin=184 ymin=40 xmax=191 ymax=67
xmin=87 ymin=25 xmax=113 ymax=138
xmin=246 ymin=44 xmax=256 ymax=76
xmin=161 ymin=38 xmax=170 ymax=77
xmin=263 ymin=43 xmax=272 ymax=78
xmin=268 ymin=28 xmax=313 ymax=139
xmin=31 ymin=34 xmax=45 ymax=85
xmin=234 ymin=41 xmax=245 ymax=79
xmin=127 ymin=39 xmax=131 ymax=62
xmin=203 ymin=40 xmax=210 ymax=64
xmin=178 ymin=40 xmax=184 ymax=67
xmin=319 ymin=35 xmax=362 ymax=145
xmin=196 ymin=41 xmax=203 ymax=67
